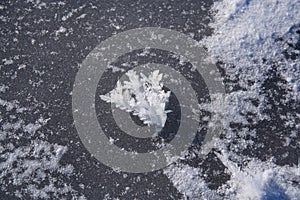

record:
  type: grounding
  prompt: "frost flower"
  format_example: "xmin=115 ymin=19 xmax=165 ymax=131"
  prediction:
xmin=100 ymin=70 xmax=171 ymax=130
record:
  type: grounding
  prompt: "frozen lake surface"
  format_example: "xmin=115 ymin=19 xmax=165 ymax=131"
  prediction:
xmin=0 ymin=0 xmax=299 ymax=199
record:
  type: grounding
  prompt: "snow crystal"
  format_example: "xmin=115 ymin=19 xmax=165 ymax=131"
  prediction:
xmin=61 ymin=5 xmax=86 ymax=21
xmin=55 ymin=26 xmax=67 ymax=36
xmin=100 ymin=70 xmax=171 ymax=130
xmin=76 ymin=13 xmax=87 ymax=20
xmin=0 ymin=84 xmax=8 ymax=93
xmin=2 ymin=58 xmax=13 ymax=65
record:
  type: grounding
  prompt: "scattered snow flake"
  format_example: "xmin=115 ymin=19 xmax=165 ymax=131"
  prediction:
xmin=76 ymin=13 xmax=87 ymax=20
xmin=55 ymin=26 xmax=67 ymax=36
xmin=2 ymin=58 xmax=14 ymax=65
xmin=18 ymin=64 xmax=26 ymax=70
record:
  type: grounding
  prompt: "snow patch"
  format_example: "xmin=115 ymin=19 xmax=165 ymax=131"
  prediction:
xmin=0 ymin=97 xmax=84 ymax=199
xmin=204 ymin=0 xmax=300 ymax=94
xmin=166 ymin=0 xmax=300 ymax=199
xmin=217 ymin=152 xmax=300 ymax=200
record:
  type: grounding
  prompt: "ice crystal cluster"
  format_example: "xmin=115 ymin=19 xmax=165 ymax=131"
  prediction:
xmin=101 ymin=70 xmax=171 ymax=130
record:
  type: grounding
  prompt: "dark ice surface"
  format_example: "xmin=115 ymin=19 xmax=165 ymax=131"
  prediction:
xmin=0 ymin=0 xmax=299 ymax=199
